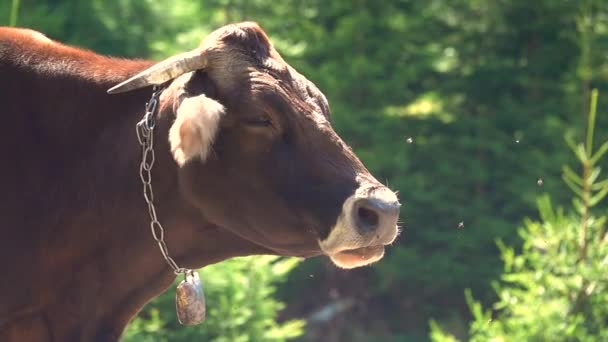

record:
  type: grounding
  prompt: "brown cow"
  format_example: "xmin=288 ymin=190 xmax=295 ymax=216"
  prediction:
xmin=0 ymin=22 xmax=400 ymax=341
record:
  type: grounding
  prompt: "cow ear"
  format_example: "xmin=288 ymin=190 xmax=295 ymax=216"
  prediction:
xmin=169 ymin=94 xmax=225 ymax=166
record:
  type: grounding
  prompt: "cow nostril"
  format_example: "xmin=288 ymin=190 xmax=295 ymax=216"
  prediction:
xmin=352 ymin=197 xmax=400 ymax=235
xmin=357 ymin=206 xmax=379 ymax=230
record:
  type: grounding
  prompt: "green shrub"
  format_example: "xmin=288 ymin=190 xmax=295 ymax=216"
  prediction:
xmin=123 ymin=256 xmax=304 ymax=342
xmin=430 ymin=91 xmax=608 ymax=341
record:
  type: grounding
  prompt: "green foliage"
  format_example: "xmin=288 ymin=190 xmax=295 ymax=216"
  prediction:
xmin=123 ymin=256 xmax=304 ymax=342
xmin=9 ymin=0 xmax=19 ymax=26
xmin=429 ymin=320 xmax=460 ymax=342
xmin=430 ymin=91 xmax=608 ymax=341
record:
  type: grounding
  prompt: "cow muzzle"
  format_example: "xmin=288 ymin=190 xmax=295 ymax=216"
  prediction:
xmin=319 ymin=184 xmax=400 ymax=268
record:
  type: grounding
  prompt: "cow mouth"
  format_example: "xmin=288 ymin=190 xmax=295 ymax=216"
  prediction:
xmin=328 ymin=245 xmax=385 ymax=269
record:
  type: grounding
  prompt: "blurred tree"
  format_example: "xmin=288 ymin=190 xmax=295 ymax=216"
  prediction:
xmin=8 ymin=0 xmax=19 ymax=26
xmin=430 ymin=90 xmax=608 ymax=341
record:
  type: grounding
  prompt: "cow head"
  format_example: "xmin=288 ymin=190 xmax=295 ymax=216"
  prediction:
xmin=109 ymin=22 xmax=400 ymax=269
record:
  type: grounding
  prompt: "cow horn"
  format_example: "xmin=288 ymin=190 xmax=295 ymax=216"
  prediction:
xmin=107 ymin=49 xmax=208 ymax=94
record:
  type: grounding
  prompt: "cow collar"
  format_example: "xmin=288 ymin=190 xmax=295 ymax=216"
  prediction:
xmin=136 ymin=86 xmax=207 ymax=325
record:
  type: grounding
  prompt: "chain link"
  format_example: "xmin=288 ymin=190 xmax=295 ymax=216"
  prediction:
xmin=137 ymin=86 xmax=188 ymax=275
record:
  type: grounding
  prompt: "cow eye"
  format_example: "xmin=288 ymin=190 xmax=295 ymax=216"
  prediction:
xmin=243 ymin=115 xmax=273 ymax=127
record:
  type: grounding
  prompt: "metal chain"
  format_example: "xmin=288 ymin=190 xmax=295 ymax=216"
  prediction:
xmin=137 ymin=86 xmax=188 ymax=275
